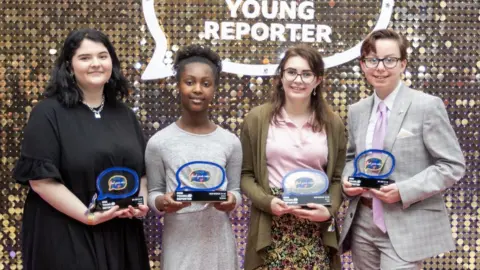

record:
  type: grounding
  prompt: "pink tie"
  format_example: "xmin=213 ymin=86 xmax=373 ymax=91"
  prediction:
xmin=372 ymin=102 xmax=387 ymax=233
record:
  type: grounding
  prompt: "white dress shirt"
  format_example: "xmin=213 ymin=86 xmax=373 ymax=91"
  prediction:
xmin=362 ymin=82 xmax=401 ymax=198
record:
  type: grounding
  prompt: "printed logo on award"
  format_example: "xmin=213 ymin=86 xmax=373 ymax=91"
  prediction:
xmin=141 ymin=0 xmax=395 ymax=79
xmin=108 ymin=175 xmax=128 ymax=191
xmin=365 ymin=157 xmax=384 ymax=174
xmin=295 ymin=177 xmax=314 ymax=189
xmin=96 ymin=167 xmax=139 ymax=201
xmin=189 ymin=170 xmax=211 ymax=183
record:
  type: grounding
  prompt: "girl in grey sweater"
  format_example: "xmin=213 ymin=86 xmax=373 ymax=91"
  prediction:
xmin=146 ymin=45 xmax=242 ymax=270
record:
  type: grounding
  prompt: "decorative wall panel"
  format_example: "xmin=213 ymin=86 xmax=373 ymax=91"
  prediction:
xmin=0 ymin=1 xmax=478 ymax=269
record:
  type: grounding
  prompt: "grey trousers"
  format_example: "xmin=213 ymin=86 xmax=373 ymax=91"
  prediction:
xmin=350 ymin=203 xmax=423 ymax=270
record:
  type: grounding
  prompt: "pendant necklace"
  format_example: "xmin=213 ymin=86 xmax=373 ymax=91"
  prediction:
xmin=83 ymin=96 xmax=105 ymax=119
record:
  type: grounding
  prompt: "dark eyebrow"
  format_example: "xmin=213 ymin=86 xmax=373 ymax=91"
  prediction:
xmin=182 ymin=74 xmax=214 ymax=80
xmin=284 ymin=67 xmax=313 ymax=72
xmin=366 ymin=54 xmax=398 ymax=58
xmin=76 ymin=51 xmax=109 ymax=58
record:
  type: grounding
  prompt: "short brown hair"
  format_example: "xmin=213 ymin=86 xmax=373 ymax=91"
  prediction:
xmin=360 ymin=29 xmax=409 ymax=60
xmin=270 ymin=44 xmax=333 ymax=131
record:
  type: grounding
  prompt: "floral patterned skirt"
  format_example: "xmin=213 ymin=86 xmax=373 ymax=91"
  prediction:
xmin=258 ymin=188 xmax=331 ymax=270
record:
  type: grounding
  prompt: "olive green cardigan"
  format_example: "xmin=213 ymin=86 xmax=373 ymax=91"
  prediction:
xmin=240 ymin=103 xmax=347 ymax=270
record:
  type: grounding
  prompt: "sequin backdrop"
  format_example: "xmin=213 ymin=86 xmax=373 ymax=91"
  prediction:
xmin=0 ymin=0 xmax=478 ymax=269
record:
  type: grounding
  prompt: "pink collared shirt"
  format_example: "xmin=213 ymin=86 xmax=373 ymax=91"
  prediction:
xmin=266 ymin=109 xmax=329 ymax=188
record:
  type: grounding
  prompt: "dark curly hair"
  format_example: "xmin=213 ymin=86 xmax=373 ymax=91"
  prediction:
xmin=173 ymin=44 xmax=222 ymax=85
xmin=44 ymin=29 xmax=130 ymax=107
xmin=270 ymin=44 xmax=333 ymax=131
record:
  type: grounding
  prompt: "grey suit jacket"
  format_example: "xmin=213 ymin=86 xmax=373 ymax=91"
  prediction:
xmin=338 ymin=83 xmax=466 ymax=262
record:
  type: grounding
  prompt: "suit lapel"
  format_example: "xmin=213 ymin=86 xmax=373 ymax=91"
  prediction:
xmin=383 ymin=84 xmax=413 ymax=152
xmin=357 ymin=96 xmax=374 ymax=154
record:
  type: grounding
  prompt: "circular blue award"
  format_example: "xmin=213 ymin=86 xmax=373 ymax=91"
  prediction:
xmin=87 ymin=167 xmax=144 ymax=211
xmin=348 ymin=149 xmax=396 ymax=188
xmin=174 ymin=161 xmax=227 ymax=202
xmin=281 ymin=169 xmax=331 ymax=206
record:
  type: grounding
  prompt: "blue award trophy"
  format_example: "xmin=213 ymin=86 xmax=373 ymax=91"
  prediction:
xmin=348 ymin=149 xmax=396 ymax=188
xmin=89 ymin=167 xmax=144 ymax=211
xmin=281 ymin=169 xmax=331 ymax=206
xmin=174 ymin=161 xmax=227 ymax=202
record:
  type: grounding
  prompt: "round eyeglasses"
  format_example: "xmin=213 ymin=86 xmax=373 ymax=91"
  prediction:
xmin=282 ymin=68 xmax=316 ymax=84
xmin=362 ymin=57 xmax=401 ymax=69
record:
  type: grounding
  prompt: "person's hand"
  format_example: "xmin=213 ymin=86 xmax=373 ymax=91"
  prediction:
xmin=88 ymin=205 xmax=129 ymax=225
xmin=214 ymin=192 xmax=236 ymax=212
xmin=342 ymin=176 xmax=367 ymax=197
xmin=270 ymin=197 xmax=298 ymax=216
xmin=162 ymin=192 xmax=191 ymax=213
xmin=370 ymin=184 xmax=401 ymax=204
xmin=290 ymin=203 xmax=331 ymax=222
xmin=118 ymin=205 xmax=149 ymax=219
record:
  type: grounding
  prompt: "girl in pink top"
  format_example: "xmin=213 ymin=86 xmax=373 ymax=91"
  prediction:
xmin=240 ymin=45 xmax=347 ymax=270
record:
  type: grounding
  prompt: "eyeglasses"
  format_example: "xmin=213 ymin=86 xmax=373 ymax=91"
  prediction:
xmin=362 ymin=57 xmax=401 ymax=69
xmin=282 ymin=68 xmax=316 ymax=84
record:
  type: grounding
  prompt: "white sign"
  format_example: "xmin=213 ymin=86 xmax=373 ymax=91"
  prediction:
xmin=142 ymin=0 xmax=394 ymax=80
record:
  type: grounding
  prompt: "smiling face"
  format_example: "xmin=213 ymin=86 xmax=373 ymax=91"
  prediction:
xmin=70 ymin=39 xmax=113 ymax=92
xmin=281 ymin=56 xmax=321 ymax=104
xmin=360 ymin=39 xmax=407 ymax=97
xmin=178 ymin=62 xmax=215 ymax=112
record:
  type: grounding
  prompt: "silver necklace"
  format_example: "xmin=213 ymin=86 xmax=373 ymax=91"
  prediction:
xmin=83 ymin=96 xmax=105 ymax=119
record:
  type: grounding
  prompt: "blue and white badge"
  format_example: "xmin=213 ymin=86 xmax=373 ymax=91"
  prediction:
xmin=174 ymin=161 xmax=227 ymax=202
xmin=282 ymin=169 xmax=331 ymax=206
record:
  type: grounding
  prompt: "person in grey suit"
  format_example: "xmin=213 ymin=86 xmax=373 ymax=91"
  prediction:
xmin=339 ymin=29 xmax=466 ymax=270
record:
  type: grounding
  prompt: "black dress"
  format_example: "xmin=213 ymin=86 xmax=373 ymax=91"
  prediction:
xmin=13 ymin=97 xmax=150 ymax=270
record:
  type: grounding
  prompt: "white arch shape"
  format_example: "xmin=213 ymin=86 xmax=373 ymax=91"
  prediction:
xmin=141 ymin=0 xmax=394 ymax=80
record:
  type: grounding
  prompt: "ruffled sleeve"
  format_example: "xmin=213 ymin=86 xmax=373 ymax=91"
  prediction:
xmin=12 ymin=99 xmax=63 ymax=185
xmin=13 ymin=156 xmax=62 ymax=184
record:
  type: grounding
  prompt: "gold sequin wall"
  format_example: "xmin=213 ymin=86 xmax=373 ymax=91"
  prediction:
xmin=0 ymin=0 xmax=478 ymax=269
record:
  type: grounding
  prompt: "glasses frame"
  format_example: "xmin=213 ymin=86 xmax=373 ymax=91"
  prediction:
xmin=281 ymin=68 xmax=317 ymax=84
xmin=362 ymin=57 xmax=402 ymax=69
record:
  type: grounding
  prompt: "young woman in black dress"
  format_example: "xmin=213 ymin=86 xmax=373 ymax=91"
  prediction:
xmin=13 ymin=29 xmax=150 ymax=270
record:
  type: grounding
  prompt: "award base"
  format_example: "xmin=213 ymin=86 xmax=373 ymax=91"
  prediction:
xmin=348 ymin=176 xmax=394 ymax=189
xmin=174 ymin=191 xmax=228 ymax=202
xmin=96 ymin=196 xmax=144 ymax=211
xmin=282 ymin=194 xmax=331 ymax=206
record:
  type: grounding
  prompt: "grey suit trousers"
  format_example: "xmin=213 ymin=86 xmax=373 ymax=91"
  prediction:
xmin=351 ymin=203 xmax=423 ymax=270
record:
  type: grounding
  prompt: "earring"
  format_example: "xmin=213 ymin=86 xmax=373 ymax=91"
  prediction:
xmin=313 ymin=90 xmax=316 ymax=96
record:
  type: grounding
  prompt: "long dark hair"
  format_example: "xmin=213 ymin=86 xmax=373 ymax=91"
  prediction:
xmin=270 ymin=44 xmax=333 ymax=131
xmin=44 ymin=29 xmax=130 ymax=107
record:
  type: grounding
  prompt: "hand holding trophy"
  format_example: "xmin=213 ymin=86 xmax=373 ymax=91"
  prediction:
xmin=162 ymin=192 xmax=191 ymax=213
xmin=213 ymin=192 xmax=237 ymax=212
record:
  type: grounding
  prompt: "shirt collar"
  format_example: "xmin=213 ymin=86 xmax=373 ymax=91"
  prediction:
xmin=276 ymin=107 xmax=315 ymax=127
xmin=373 ymin=81 xmax=401 ymax=112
